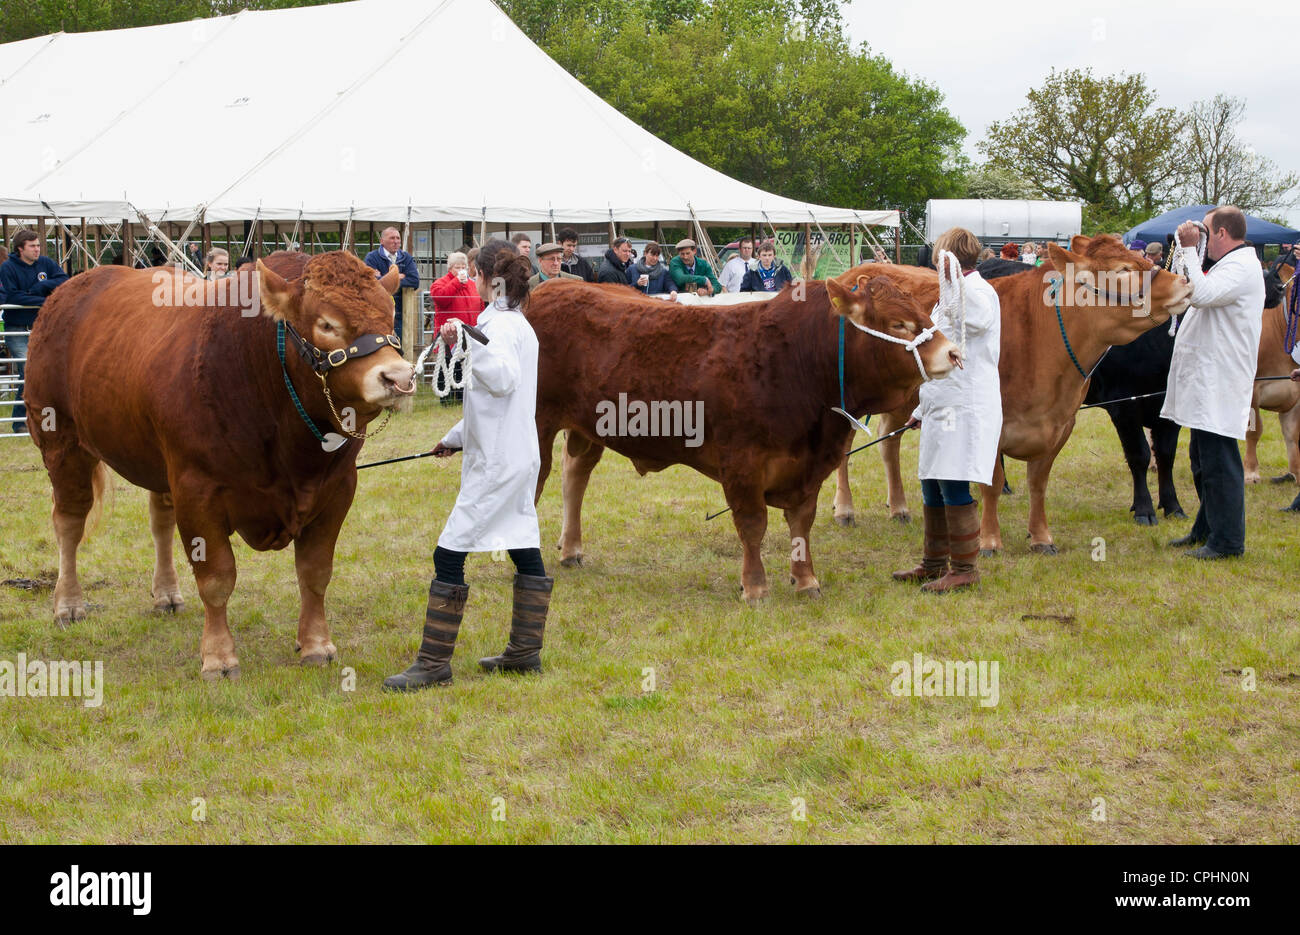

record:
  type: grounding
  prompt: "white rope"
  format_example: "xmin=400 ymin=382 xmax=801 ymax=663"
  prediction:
xmin=845 ymin=303 xmax=940 ymax=382
xmin=1167 ymin=226 xmax=1207 ymax=337
xmin=421 ymin=319 xmax=472 ymax=397
xmin=936 ymin=249 xmax=967 ymax=358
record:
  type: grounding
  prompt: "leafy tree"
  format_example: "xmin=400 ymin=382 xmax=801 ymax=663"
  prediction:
xmin=962 ymin=165 xmax=1037 ymax=200
xmin=1179 ymin=94 xmax=1298 ymax=214
xmin=979 ymin=68 xmax=1184 ymax=219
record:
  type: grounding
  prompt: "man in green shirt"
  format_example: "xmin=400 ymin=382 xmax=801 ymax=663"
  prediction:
xmin=669 ymin=238 xmax=721 ymax=296
xmin=529 ymin=242 xmax=583 ymax=290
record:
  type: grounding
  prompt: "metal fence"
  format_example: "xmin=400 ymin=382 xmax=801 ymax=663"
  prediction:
xmin=0 ymin=307 xmax=35 ymax=439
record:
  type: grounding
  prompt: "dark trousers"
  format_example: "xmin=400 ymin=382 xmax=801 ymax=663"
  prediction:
xmin=920 ymin=478 xmax=975 ymax=507
xmin=1187 ymin=428 xmax=1246 ymax=554
xmin=433 ymin=545 xmax=546 ymax=585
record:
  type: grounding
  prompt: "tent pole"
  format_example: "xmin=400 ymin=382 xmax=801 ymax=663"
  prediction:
xmin=1 ymin=216 xmax=7 ymax=248
xmin=895 ymin=207 xmax=901 ymax=263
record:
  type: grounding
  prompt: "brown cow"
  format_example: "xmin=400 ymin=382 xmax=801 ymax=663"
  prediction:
xmin=1244 ymin=259 xmax=1299 ymax=484
xmin=527 ymin=277 xmax=960 ymax=606
xmin=24 ymin=251 xmax=415 ymax=678
xmin=832 ymin=235 xmax=1193 ymax=553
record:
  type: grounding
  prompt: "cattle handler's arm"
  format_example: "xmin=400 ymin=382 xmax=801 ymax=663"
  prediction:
xmin=1179 ymin=245 xmax=1250 ymax=309
xmin=465 ymin=322 xmax=521 ymax=397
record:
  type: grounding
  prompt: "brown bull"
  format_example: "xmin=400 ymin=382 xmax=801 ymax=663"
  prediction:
xmin=24 ymin=251 xmax=415 ymax=678
xmin=832 ymin=235 xmax=1193 ymax=553
xmin=528 ymin=277 xmax=960 ymax=605
xmin=1244 ymin=259 xmax=1300 ymax=484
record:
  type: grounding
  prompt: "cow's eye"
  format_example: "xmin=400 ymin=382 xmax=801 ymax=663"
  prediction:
xmin=318 ymin=320 xmax=334 ymax=333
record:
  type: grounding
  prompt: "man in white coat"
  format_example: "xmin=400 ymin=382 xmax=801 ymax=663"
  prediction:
xmin=892 ymin=228 xmax=1002 ymax=592
xmin=384 ymin=240 xmax=554 ymax=691
xmin=720 ymin=236 xmax=755 ymax=293
xmin=1163 ymin=206 xmax=1264 ymax=559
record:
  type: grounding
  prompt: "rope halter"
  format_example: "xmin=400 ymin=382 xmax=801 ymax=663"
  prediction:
xmin=935 ymin=249 xmax=968 ymax=359
xmin=845 ymin=277 xmax=940 ymax=382
xmin=416 ymin=318 xmax=473 ymax=397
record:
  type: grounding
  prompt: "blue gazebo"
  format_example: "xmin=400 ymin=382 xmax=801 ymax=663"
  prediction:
xmin=1125 ymin=205 xmax=1299 ymax=246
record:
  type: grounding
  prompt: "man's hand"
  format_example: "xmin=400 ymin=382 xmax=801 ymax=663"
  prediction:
xmin=1176 ymin=221 xmax=1202 ymax=248
xmin=439 ymin=321 xmax=459 ymax=345
xmin=905 ymin=416 xmax=920 ymax=429
xmin=696 ymin=284 xmax=710 ymax=297
xmin=431 ymin=442 xmax=459 ymax=458
xmin=1290 ymin=369 xmax=1300 ymax=383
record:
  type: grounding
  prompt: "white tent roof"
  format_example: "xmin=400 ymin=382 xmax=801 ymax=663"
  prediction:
xmin=0 ymin=0 xmax=896 ymax=228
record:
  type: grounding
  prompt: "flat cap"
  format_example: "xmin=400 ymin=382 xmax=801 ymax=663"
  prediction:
xmin=675 ymin=238 xmax=696 ymax=250
xmin=536 ymin=242 xmax=562 ymax=256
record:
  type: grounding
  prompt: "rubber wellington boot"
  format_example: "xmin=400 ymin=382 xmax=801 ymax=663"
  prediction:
xmin=892 ymin=504 xmax=949 ymax=582
xmin=922 ymin=502 xmax=981 ymax=592
xmin=382 ymin=579 xmax=468 ymax=691
xmin=479 ymin=574 xmax=553 ymax=674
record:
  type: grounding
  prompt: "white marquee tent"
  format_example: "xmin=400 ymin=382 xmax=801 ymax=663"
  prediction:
xmin=0 ymin=0 xmax=897 ymax=230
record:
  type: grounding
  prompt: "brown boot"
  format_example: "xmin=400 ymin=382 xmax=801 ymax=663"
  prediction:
xmin=479 ymin=574 xmax=553 ymax=674
xmin=382 ymin=579 xmax=467 ymax=691
xmin=922 ymin=502 xmax=981 ymax=592
xmin=892 ymin=504 xmax=949 ymax=582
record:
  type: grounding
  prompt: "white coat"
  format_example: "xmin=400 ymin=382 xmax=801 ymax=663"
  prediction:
xmin=913 ymin=270 xmax=1003 ymax=485
xmin=437 ymin=298 xmax=542 ymax=552
xmin=1161 ymin=244 xmax=1264 ymax=440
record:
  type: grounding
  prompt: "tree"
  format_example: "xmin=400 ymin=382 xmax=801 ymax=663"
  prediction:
xmin=1180 ymin=95 xmax=1298 ymax=214
xmin=979 ymin=69 xmax=1185 ymax=223
xmin=962 ymin=165 xmax=1037 ymax=201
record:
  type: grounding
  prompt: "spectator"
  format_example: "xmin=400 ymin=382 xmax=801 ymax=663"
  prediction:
xmin=511 ymin=232 xmax=540 ymax=274
xmin=1020 ymin=242 xmax=1038 ymax=266
xmin=556 ymin=227 xmax=596 ymax=282
xmin=626 ymin=242 xmax=677 ymax=298
xmin=1 ymin=229 xmax=70 ymax=433
xmin=1128 ymin=239 xmax=1147 ymax=255
xmin=720 ymin=236 xmax=754 ymax=293
xmin=235 ymin=255 xmax=256 ymax=271
xmin=597 ymin=237 xmax=636 ymax=286
xmin=1145 ymin=241 xmax=1165 ymax=267
xmin=999 ymin=243 xmax=1020 ymax=261
xmin=530 ymin=242 xmax=583 ymax=289
xmin=978 ymin=247 xmax=996 ymax=263
xmin=204 ymin=247 xmax=230 ymax=279
xmin=364 ymin=226 xmax=420 ymax=336
xmin=466 ymin=246 xmax=481 ymax=280
xmin=871 ymin=246 xmax=889 ymax=263
xmin=915 ymin=244 xmax=934 ymax=268
xmin=740 ymin=240 xmax=794 ymax=292
xmin=429 ymin=251 xmax=485 ymax=328
xmin=669 ymin=238 xmax=721 ymax=296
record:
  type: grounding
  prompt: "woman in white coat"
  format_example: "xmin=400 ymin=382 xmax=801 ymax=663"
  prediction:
xmin=893 ymin=228 xmax=1002 ymax=592
xmin=384 ymin=239 xmax=552 ymax=691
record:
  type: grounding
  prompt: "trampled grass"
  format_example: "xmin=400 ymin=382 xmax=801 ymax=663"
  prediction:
xmin=1 ymin=393 xmax=1297 ymax=843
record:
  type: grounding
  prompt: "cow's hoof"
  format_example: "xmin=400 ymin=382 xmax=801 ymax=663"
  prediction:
xmin=1245 ymin=473 xmax=1260 ymax=485
xmin=978 ymin=548 xmax=999 ymax=558
xmin=1271 ymin=473 xmax=1296 ymax=484
xmin=559 ymin=555 xmax=583 ymax=568
xmin=796 ymin=586 xmax=823 ymax=600
xmin=201 ymin=665 xmax=241 ymax=682
xmin=740 ymin=587 xmax=769 ymax=608
xmin=299 ymin=645 xmax=337 ymax=667
xmin=1029 ymin=543 xmax=1059 ymax=556
xmin=152 ymin=597 xmax=184 ymax=614
xmin=1164 ymin=508 xmax=1188 ymax=520
xmin=890 ymin=512 xmax=911 ymax=524
xmin=1133 ymin=513 xmax=1157 ymax=526
xmin=833 ymin=512 xmax=855 ymax=527
xmin=53 ymin=604 xmax=87 ymax=628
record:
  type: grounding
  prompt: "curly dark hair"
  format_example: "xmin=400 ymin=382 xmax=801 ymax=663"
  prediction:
xmin=477 ymin=238 xmax=531 ymax=308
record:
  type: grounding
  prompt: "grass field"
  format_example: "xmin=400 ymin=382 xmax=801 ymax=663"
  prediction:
xmin=1 ymin=392 xmax=1298 ymax=843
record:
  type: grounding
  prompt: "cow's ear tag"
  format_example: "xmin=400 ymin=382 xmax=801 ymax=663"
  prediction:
xmin=321 ymin=433 xmax=347 ymax=452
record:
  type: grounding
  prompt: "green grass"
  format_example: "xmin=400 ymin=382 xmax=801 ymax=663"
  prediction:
xmin=1 ymin=393 xmax=1298 ymax=843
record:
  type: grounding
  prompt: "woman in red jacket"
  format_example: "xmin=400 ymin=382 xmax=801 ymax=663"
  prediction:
xmin=429 ymin=251 xmax=485 ymax=331
xmin=428 ymin=251 xmax=484 ymax=405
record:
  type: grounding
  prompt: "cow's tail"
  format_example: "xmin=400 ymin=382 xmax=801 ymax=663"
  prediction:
xmin=81 ymin=461 xmax=112 ymax=544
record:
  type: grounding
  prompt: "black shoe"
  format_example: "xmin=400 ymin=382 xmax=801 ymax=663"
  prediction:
xmin=1168 ymin=533 xmax=1205 ymax=548
xmin=1184 ymin=545 xmax=1239 ymax=560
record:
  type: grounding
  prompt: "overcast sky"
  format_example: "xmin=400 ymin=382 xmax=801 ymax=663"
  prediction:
xmin=843 ymin=0 xmax=1300 ymax=226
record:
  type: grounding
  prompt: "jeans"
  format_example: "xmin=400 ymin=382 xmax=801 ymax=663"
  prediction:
xmin=920 ymin=478 xmax=975 ymax=507
xmin=2 ymin=318 xmax=32 ymax=429
xmin=1187 ymin=428 xmax=1246 ymax=554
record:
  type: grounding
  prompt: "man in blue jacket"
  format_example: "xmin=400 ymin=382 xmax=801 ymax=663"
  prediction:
xmin=2 ymin=230 xmax=69 ymax=434
xmin=364 ymin=227 xmax=420 ymax=338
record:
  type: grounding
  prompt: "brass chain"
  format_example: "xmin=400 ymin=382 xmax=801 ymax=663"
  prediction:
xmin=317 ymin=373 xmax=393 ymax=441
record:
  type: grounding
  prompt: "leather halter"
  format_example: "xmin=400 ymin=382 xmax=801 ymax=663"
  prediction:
xmin=281 ymin=320 xmax=401 ymax=374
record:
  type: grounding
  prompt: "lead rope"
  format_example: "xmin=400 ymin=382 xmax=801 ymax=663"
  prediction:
xmin=936 ymin=249 xmax=967 ymax=358
xmin=1166 ymin=227 xmax=1206 ymax=337
xmin=416 ymin=319 xmax=473 ymax=397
